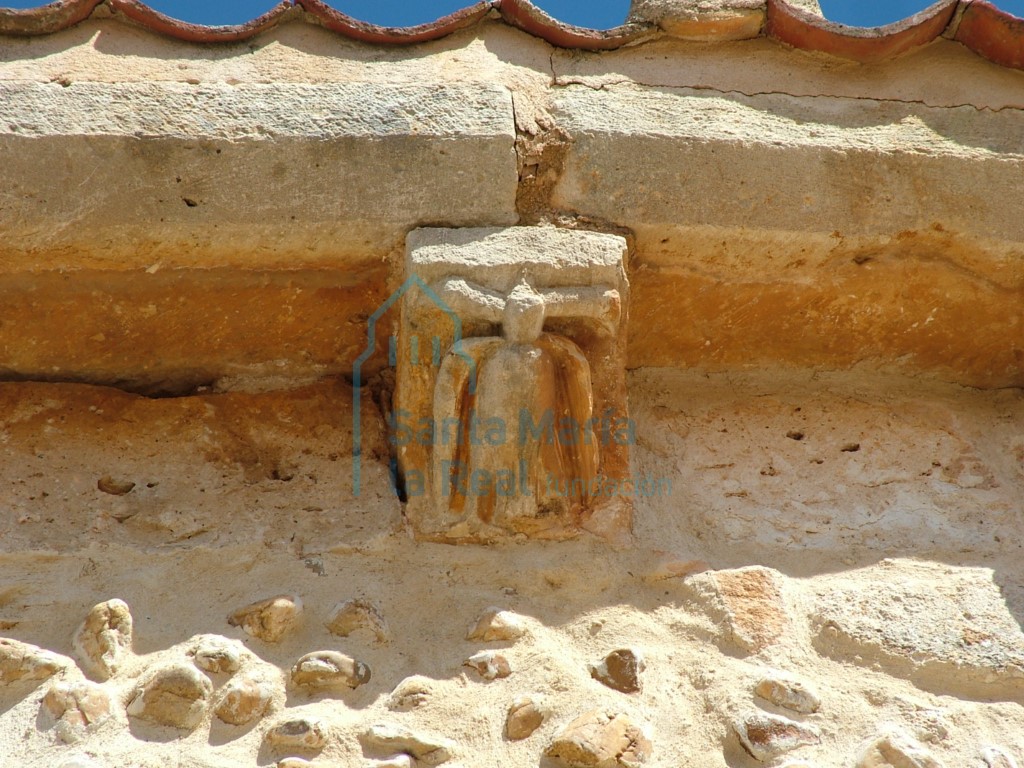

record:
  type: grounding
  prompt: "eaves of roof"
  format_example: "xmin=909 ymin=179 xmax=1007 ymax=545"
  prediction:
xmin=0 ymin=0 xmax=1022 ymax=71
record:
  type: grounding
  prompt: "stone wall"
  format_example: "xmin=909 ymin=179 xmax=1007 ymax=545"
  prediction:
xmin=0 ymin=6 xmax=1022 ymax=767
xmin=1 ymin=12 xmax=1021 ymax=390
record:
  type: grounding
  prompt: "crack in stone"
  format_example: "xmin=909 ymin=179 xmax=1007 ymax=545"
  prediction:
xmin=551 ymin=75 xmax=1024 ymax=113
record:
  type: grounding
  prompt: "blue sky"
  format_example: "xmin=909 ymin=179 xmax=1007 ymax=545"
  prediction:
xmin=1 ymin=0 xmax=1023 ymax=29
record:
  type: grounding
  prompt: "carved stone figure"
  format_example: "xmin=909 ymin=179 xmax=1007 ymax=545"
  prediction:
xmin=396 ymin=227 xmax=630 ymax=542
xmin=430 ymin=276 xmax=619 ymax=532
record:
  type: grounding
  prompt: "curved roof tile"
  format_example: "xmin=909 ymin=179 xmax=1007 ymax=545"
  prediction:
xmin=766 ymin=0 xmax=959 ymax=64
xmin=0 ymin=0 xmax=1022 ymax=71
xmin=955 ymin=0 xmax=1024 ymax=69
xmin=296 ymin=0 xmax=493 ymax=45
xmin=107 ymin=0 xmax=295 ymax=43
xmin=495 ymin=0 xmax=651 ymax=50
xmin=0 ymin=0 xmax=103 ymax=36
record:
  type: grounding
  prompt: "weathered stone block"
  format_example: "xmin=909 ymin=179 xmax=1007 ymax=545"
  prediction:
xmin=549 ymin=85 xmax=1024 ymax=387
xmin=629 ymin=0 xmax=766 ymax=40
xmin=0 ymin=80 xmax=517 ymax=391
xmin=0 ymin=81 xmax=517 ymax=272
xmin=812 ymin=561 xmax=1024 ymax=700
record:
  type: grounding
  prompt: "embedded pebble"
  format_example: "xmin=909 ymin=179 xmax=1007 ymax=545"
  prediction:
xmin=265 ymin=716 xmax=328 ymax=751
xmin=360 ymin=722 xmax=456 ymax=766
xmin=463 ymin=650 xmax=511 ymax=680
xmin=545 ymin=709 xmax=651 ymax=767
xmin=191 ymin=634 xmax=243 ymax=674
xmin=590 ymin=648 xmax=644 ymax=694
xmin=643 ymin=556 xmax=711 ymax=583
xmin=58 ymin=757 xmax=107 ymax=768
xmin=126 ymin=663 xmax=212 ymax=730
xmin=374 ymin=756 xmax=414 ymax=768
xmin=214 ymin=671 xmax=276 ymax=726
xmin=73 ymin=599 xmax=133 ymax=680
xmin=506 ymin=695 xmax=548 ymax=740
xmin=856 ymin=730 xmax=944 ymax=767
xmin=387 ymin=675 xmax=435 ymax=711
xmin=278 ymin=759 xmax=341 ymax=768
xmin=733 ymin=711 xmax=820 ymax=762
xmin=0 ymin=637 xmax=69 ymax=684
xmin=97 ymin=476 xmax=135 ymax=496
xmin=681 ymin=567 xmax=788 ymax=653
xmin=43 ymin=680 xmax=113 ymax=743
xmin=291 ymin=650 xmax=371 ymax=692
xmin=984 ymin=747 xmax=1021 ymax=768
xmin=466 ymin=607 xmax=526 ymax=642
xmin=326 ymin=598 xmax=390 ymax=645
xmin=754 ymin=671 xmax=821 ymax=714
xmin=228 ymin=594 xmax=302 ymax=643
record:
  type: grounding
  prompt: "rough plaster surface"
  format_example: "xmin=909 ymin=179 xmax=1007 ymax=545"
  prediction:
xmin=0 ymin=371 xmax=1021 ymax=766
xmin=0 ymin=82 xmax=515 ymax=140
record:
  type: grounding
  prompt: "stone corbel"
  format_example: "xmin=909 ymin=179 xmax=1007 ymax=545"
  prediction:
xmin=394 ymin=227 xmax=631 ymax=543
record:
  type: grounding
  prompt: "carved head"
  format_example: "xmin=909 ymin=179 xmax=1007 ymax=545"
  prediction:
xmin=503 ymin=280 xmax=546 ymax=344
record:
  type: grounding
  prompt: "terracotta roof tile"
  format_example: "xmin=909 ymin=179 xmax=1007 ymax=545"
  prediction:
xmin=296 ymin=0 xmax=493 ymax=45
xmin=0 ymin=0 xmax=1022 ymax=71
xmin=495 ymin=0 xmax=651 ymax=50
xmin=955 ymin=0 xmax=1024 ymax=68
xmin=766 ymin=0 xmax=959 ymax=64
xmin=0 ymin=0 xmax=103 ymax=36
xmin=108 ymin=0 xmax=295 ymax=43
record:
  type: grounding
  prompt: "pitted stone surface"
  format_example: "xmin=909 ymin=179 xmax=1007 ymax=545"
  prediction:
xmin=326 ymin=599 xmax=390 ymax=645
xmin=0 ymin=82 xmax=514 ymax=140
xmin=214 ymin=671 xmax=276 ymax=726
xmin=545 ymin=710 xmax=651 ymax=768
xmin=0 ymin=638 xmax=69 ymax=684
xmin=291 ymin=651 xmax=371 ymax=692
xmin=73 ymin=599 xmax=133 ymax=681
xmin=228 ymin=595 xmax=302 ymax=644
xmin=360 ymin=723 xmax=456 ymax=766
xmin=127 ymin=663 xmax=212 ymax=730
xmin=812 ymin=562 xmax=1024 ymax=699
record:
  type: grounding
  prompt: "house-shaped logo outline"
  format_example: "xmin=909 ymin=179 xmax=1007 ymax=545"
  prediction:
xmin=351 ymin=274 xmax=476 ymax=496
